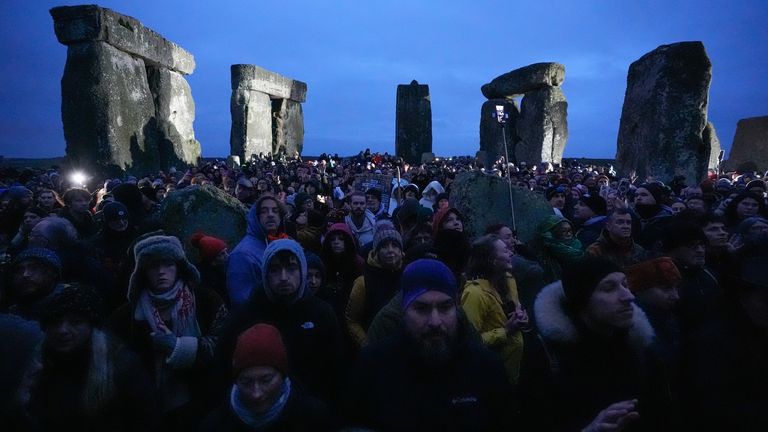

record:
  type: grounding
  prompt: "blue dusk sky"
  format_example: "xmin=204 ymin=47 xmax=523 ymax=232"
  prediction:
xmin=0 ymin=1 xmax=765 ymax=159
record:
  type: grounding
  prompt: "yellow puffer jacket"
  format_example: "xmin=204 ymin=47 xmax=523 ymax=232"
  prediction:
xmin=461 ymin=275 xmax=524 ymax=384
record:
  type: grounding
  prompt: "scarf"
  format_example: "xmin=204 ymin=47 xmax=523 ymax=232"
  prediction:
xmin=542 ymin=232 xmax=584 ymax=263
xmin=230 ymin=377 xmax=292 ymax=429
xmin=135 ymin=279 xmax=201 ymax=337
xmin=267 ymin=232 xmax=290 ymax=243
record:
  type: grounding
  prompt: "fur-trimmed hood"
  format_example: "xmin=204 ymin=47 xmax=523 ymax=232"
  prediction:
xmin=533 ymin=281 xmax=655 ymax=349
xmin=127 ymin=235 xmax=200 ymax=300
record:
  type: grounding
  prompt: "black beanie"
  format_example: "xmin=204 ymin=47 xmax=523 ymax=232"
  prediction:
xmin=638 ymin=182 xmax=668 ymax=205
xmin=562 ymin=257 xmax=622 ymax=311
xmin=40 ymin=283 xmax=103 ymax=329
xmin=580 ymin=195 xmax=607 ymax=216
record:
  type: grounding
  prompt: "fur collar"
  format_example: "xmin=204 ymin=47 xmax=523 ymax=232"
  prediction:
xmin=533 ymin=281 xmax=655 ymax=349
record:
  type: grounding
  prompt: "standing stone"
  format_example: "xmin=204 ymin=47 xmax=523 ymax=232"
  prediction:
xmin=51 ymin=5 xmax=199 ymax=174
xmin=616 ymin=42 xmax=713 ymax=183
xmin=727 ymin=116 xmax=768 ymax=172
xmin=479 ymin=99 xmax=520 ymax=168
xmin=703 ymin=122 xmax=722 ymax=172
xmin=147 ymin=67 xmax=200 ymax=167
xmin=272 ymin=99 xmax=304 ymax=156
xmin=396 ymin=80 xmax=432 ymax=165
xmin=517 ymin=87 xmax=568 ymax=165
xmin=481 ymin=62 xmax=566 ymax=99
xmin=450 ymin=171 xmax=553 ymax=243
xmin=60 ymin=41 xmax=157 ymax=173
xmin=230 ymin=89 xmax=273 ymax=160
xmin=230 ymin=65 xmax=307 ymax=160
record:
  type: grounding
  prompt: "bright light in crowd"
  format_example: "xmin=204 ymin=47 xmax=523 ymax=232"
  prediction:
xmin=69 ymin=171 xmax=87 ymax=186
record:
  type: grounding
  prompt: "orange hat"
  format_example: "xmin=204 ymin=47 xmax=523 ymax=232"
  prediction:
xmin=625 ymin=257 xmax=682 ymax=293
xmin=233 ymin=324 xmax=288 ymax=376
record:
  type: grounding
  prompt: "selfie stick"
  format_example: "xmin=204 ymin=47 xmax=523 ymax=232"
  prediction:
xmin=495 ymin=105 xmax=517 ymax=234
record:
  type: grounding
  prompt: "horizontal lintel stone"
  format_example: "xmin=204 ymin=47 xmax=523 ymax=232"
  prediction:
xmin=231 ymin=64 xmax=307 ymax=102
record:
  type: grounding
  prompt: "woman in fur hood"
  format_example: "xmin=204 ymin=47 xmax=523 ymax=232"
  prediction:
xmin=518 ymin=257 xmax=672 ymax=431
xmin=109 ymin=234 xmax=228 ymax=428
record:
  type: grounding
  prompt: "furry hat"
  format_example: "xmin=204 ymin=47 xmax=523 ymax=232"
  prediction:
xmin=127 ymin=235 xmax=200 ymax=300
xmin=624 ymin=258 xmax=682 ymax=293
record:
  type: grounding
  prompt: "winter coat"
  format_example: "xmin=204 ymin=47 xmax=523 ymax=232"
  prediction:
xmin=585 ymin=231 xmax=651 ymax=268
xmin=461 ymin=276 xmax=525 ymax=383
xmin=576 ymin=216 xmax=607 ymax=250
xmin=519 ymin=282 xmax=670 ymax=431
xmin=12 ymin=330 xmax=157 ymax=432
xmin=419 ymin=180 xmax=445 ymax=209
xmin=345 ymin=251 xmax=402 ymax=348
xmin=674 ymin=263 xmax=721 ymax=336
xmin=59 ymin=207 xmax=98 ymax=240
xmin=200 ymin=381 xmax=333 ymax=432
xmin=343 ymin=324 xmax=515 ymax=431
xmin=227 ymin=196 xmax=288 ymax=308
xmin=344 ymin=210 xmax=377 ymax=248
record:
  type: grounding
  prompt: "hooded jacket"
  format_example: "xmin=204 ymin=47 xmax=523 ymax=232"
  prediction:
xmin=419 ymin=180 xmax=445 ymax=209
xmin=227 ymin=196 xmax=288 ymax=308
xmin=344 ymin=209 xmax=377 ymax=248
xmin=215 ymin=239 xmax=342 ymax=403
xmin=519 ymin=282 xmax=669 ymax=431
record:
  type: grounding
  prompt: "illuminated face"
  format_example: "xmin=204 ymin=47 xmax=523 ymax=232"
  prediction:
xmin=441 ymin=211 xmax=463 ymax=232
xmin=606 ymin=213 xmax=633 ymax=239
xmin=146 ymin=260 xmax=178 ymax=292
xmin=634 ymin=188 xmax=656 ymax=206
xmin=350 ymin=195 xmax=366 ymax=217
xmin=258 ymin=199 xmax=281 ymax=233
xmin=703 ymin=222 xmax=728 ymax=247
xmin=376 ymin=240 xmax=402 ymax=269
xmin=38 ymin=192 xmax=55 ymax=209
xmin=404 ymin=290 xmax=458 ymax=363
xmin=553 ymin=221 xmax=573 ymax=240
xmin=236 ymin=366 xmax=285 ymax=414
xmin=582 ymin=272 xmax=635 ymax=331
xmin=266 ymin=255 xmax=302 ymax=299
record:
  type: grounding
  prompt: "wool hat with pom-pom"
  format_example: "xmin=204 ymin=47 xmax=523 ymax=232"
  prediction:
xmin=190 ymin=232 xmax=228 ymax=262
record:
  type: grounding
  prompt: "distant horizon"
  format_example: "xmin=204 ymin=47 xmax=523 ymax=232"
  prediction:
xmin=1 ymin=1 xmax=765 ymax=160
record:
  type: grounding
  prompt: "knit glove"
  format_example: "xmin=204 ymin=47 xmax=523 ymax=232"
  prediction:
xmin=151 ymin=332 xmax=178 ymax=358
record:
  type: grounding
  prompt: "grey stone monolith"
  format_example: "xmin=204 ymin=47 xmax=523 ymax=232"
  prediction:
xmin=616 ymin=41 xmax=713 ymax=183
xmin=517 ymin=87 xmax=568 ymax=165
xmin=230 ymin=89 xmax=273 ymax=160
xmin=727 ymin=116 xmax=768 ymax=173
xmin=396 ymin=80 xmax=432 ymax=165
xmin=272 ymin=99 xmax=304 ymax=157
xmin=481 ymin=62 xmax=565 ymax=99
xmin=479 ymin=99 xmax=520 ymax=168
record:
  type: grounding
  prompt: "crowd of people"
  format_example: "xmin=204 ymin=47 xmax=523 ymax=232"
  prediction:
xmin=0 ymin=149 xmax=766 ymax=431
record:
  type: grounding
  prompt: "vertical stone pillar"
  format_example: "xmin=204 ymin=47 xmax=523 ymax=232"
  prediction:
xmin=517 ymin=87 xmax=568 ymax=165
xmin=272 ymin=99 xmax=304 ymax=157
xmin=396 ymin=80 xmax=432 ymax=165
xmin=479 ymin=98 xmax=520 ymax=168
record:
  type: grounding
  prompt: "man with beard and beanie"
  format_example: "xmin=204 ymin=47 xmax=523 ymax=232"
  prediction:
xmin=12 ymin=284 xmax=157 ymax=431
xmin=108 ymin=235 xmax=228 ymax=428
xmin=346 ymin=222 xmax=404 ymax=349
xmin=215 ymin=239 xmax=342 ymax=405
xmin=7 ymin=248 xmax=62 ymax=321
xmin=201 ymin=324 xmax=333 ymax=432
xmin=344 ymin=191 xmax=377 ymax=248
xmin=519 ymin=257 xmax=670 ymax=431
xmin=227 ymin=195 xmax=291 ymax=309
xmin=684 ymin=256 xmax=768 ymax=430
xmin=632 ymin=182 xmax=673 ymax=249
xmin=343 ymin=259 xmax=514 ymax=431
xmin=573 ymin=194 xmax=608 ymax=249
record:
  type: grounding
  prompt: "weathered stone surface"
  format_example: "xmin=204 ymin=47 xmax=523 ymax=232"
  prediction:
xmin=231 ymin=65 xmax=307 ymax=102
xmin=703 ymin=122 xmax=721 ymax=172
xmin=616 ymin=42 xmax=712 ymax=183
xmin=396 ymin=80 xmax=432 ymax=165
xmin=61 ymin=41 xmax=157 ymax=174
xmin=147 ymin=67 xmax=201 ymax=167
xmin=159 ymin=185 xmax=247 ymax=260
xmin=450 ymin=171 xmax=553 ymax=243
xmin=272 ymin=99 xmax=304 ymax=156
xmin=481 ymin=63 xmax=565 ymax=99
xmin=517 ymin=87 xmax=568 ymax=165
xmin=50 ymin=5 xmax=195 ymax=74
xmin=230 ymin=89 xmax=273 ymax=160
xmin=421 ymin=152 xmax=436 ymax=164
xmin=479 ymin=99 xmax=520 ymax=168
xmin=227 ymin=155 xmax=241 ymax=169
xmin=727 ymin=116 xmax=768 ymax=172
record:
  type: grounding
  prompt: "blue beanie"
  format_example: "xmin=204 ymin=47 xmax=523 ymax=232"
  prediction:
xmin=13 ymin=248 xmax=62 ymax=276
xmin=401 ymin=259 xmax=457 ymax=310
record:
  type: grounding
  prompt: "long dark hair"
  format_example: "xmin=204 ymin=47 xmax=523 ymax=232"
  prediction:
xmin=465 ymin=234 xmax=509 ymax=302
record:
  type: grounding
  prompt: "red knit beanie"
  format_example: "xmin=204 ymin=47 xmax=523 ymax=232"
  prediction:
xmin=625 ymin=257 xmax=682 ymax=293
xmin=190 ymin=232 xmax=228 ymax=262
xmin=232 ymin=324 xmax=289 ymax=376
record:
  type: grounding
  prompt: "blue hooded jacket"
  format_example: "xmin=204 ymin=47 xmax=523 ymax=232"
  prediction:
xmin=227 ymin=196 xmax=286 ymax=307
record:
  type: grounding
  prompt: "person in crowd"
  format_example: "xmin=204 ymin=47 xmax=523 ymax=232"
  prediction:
xmin=699 ymin=215 xmax=736 ymax=281
xmin=216 ymin=239 xmax=341 ymax=404
xmin=227 ymin=195 xmax=290 ymax=308
xmin=304 ymin=252 xmax=325 ymax=296
xmin=294 ymin=208 xmax=325 ymax=255
xmin=190 ymin=232 xmax=230 ymax=307
xmin=109 ymin=235 xmax=228 ymax=427
xmin=0 ymin=186 xmax=33 ymax=241
xmin=573 ymin=194 xmax=608 ymax=248
xmin=534 ymin=215 xmax=583 ymax=283
xmin=723 ymin=191 xmax=765 ymax=231
xmin=13 ymin=284 xmax=157 ymax=431
xmin=7 ymin=248 xmax=62 ymax=321
xmin=235 ymin=177 xmax=258 ymax=207
xmin=344 ymin=259 xmax=514 ymax=431
xmin=201 ymin=324 xmax=332 ymax=431
xmin=484 ymin=223 xmax=544 ymax=310
xmin=318 ymin=223 xmax=364 ymax=322
xmin=546 ymin=185 xmax=567 ymax=217
xmin=684 ymin=255 xmax=768 ymax=430
xmin=7 ymin=206 xmax=48 ymax=255
xmin=586 ymin=209 xmax=650 ymax=267
xmin=111 ymin=183 xmax=161 ymax=234
xmin=461 ymin=234 xmax=527 ymax=383
xmin=59 ymin=188 xmax=98 ymax=239
xmin=419 ymin=180 xmax=445 ymax=209
xmin=520 ymin=257 xmax=669 ymax=430
xmin=431 ymin=206 xmax=464 ymax=236
xmin=346 ymin=223 xmax=404 ymax=349
xmin=365 ymin=187 xmax=387 ymax=220
xmin=731 ymin=216 xmax=768 ymax=259
xmin=35 ymin=188 xmax=63 ymax=215
xmin=89 ymin=201 xmax=139 ymax=307
xmin=344 ymin=191 xmax=377 ymax=248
